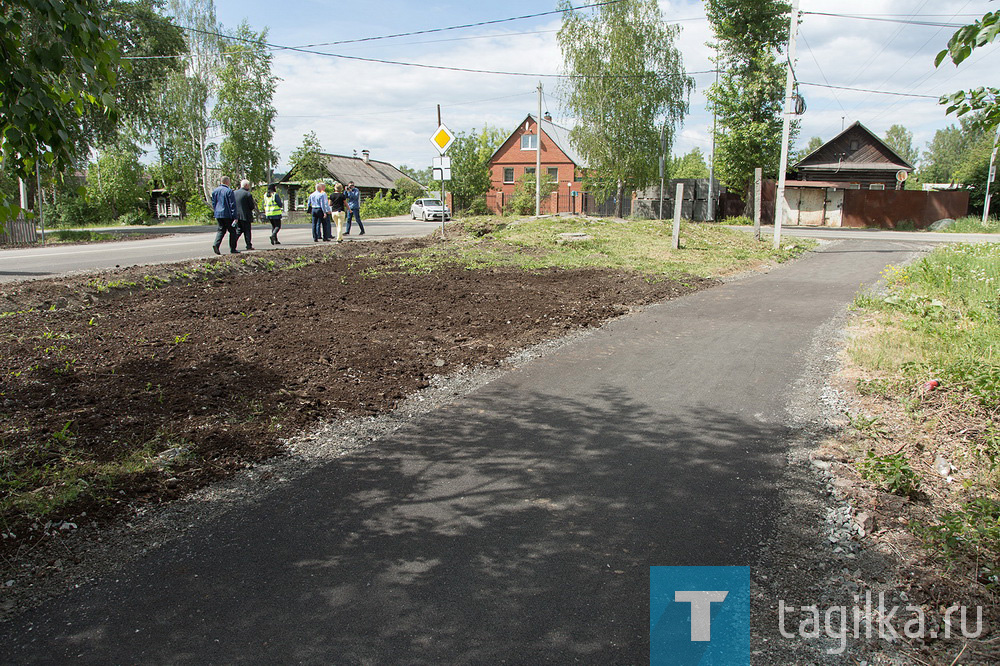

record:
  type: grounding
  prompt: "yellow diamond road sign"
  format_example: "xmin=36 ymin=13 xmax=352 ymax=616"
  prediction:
xmin=431 ymin=125 xmax=455 ymax=154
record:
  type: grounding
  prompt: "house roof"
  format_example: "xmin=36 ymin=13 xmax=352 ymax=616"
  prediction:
xmin=793 ymin=121 xmax=915 ymax=172
xmin=282 ymin=153 xmax=418 ymax=190
xmin=490 ymin=114 xmax=588 ymax=167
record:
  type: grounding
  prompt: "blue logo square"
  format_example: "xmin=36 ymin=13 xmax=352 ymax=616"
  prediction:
xmin=650 ymin=566 xmax=751 ymax=665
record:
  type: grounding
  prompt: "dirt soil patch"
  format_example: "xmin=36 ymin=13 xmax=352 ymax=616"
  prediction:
xmin=0 ymin=236 xmax=714 ymax=574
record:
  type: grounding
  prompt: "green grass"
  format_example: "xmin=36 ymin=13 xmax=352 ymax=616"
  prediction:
xmin=393 ymin=216 xmax=814 ymax=278
xmin=51 ymin=230 xmax=118 ymax=243
xmin=850 ymin=243 xmax=1000 ymax=408
xmin=939 ymin=215 xmax=1000 ymax=234
xmin=850 ymin=242 xmax=1000 ymax=569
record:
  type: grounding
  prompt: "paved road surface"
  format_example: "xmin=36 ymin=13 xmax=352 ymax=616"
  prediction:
xmin=0 ymin=238 xmax=933 ymax=663
xmin=0 ymin=216 xmax=435 ymax=283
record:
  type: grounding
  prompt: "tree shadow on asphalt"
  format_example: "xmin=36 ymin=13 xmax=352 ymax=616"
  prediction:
xmin=6 ymin=387 xmax=795 ymax=664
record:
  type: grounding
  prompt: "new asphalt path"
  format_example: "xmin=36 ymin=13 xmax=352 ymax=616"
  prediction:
xmin=0 ymin=238 xmax=942 ymax=662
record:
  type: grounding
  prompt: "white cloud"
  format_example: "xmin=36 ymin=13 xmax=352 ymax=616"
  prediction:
xmin=254 ymin=0 xmax=996 ymax=172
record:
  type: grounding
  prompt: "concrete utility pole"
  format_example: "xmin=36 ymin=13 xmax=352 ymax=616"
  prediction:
xmin=773 ymin=0 xmax=801 ymax=250
xmin=672 ymin=182 xmax=683 ymax=249
xmin=708 ymin=60 xmax=718 ymax=221
xmin=984 ymin=125 xmax=1000 ymax=224
xmin=658 ymin=125 xmax=666 ymax=219
xmin=536 ymin=82 xmax=542 ymax=217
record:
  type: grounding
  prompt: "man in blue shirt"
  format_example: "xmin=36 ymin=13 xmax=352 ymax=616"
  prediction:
xmin=307 ymin=183 xmax=332 ymax=242
xmin=344 ymin=181 xmax=364 ymax=235
xmin=211 ymin=176 xmax=239 ymax=254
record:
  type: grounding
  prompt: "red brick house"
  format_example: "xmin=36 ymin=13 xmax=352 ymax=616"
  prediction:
xmin=488 ymin=114 xmax=586 ymax=214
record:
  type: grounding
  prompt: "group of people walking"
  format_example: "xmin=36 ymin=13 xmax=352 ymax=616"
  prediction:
xmin=210 ymin=177 xmax=286 ymax=254
xmin=307 ymin=181 xmax=364 ymax=243
xmin=210 ymin=176 xmax=363 ymax=254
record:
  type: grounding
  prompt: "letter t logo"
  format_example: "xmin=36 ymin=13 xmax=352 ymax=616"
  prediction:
xmin=674 ymin=591 xmax=729 ymax=641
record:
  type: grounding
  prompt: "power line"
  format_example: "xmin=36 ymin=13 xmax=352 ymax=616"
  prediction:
xmin=798 ymin=82 xmax=940 ymax=99
xmin=801 ymin=11 xmax=965 ymax=28
xmin=286 ymin=0 xmax=630 ymax=49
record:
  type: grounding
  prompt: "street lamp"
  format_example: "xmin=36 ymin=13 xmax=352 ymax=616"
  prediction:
xmin=567 ymin=181 xmax=572 ymax=215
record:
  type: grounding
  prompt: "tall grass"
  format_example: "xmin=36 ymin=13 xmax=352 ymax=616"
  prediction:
xmin=940 ymin=215 xmax=1000 ymax=234
xmin=851 ymin=243 xmax=1000 ymax=410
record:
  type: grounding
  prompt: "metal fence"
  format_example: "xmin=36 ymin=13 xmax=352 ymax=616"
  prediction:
xmin=0 ymin=213 xmax=38 ymax=245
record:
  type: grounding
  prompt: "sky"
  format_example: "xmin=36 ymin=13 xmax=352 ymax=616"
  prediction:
xmin=205 ymin=0 xmax=998 ymax=175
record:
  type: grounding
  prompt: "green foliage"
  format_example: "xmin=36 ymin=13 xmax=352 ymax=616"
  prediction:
xmin=288 ymin=131 xmax=327 ymax=180
xmin=883 ymin=124 xmax=920 ymax=166
xmin=557 ymin=0 xmax=693 ymax=214
xmin=185 ymin=195 xmax=213 ymax=222
xmin=670 ymin=148 xmax=710 ymax=179
xmin=214 ymin=22 xmax=278 ymax=184
xmin=448 ymin=126 xmax=507 ymax=211
xmin=792 ymin=136 xmax=823 ymax=164
xmin=116 ymin=210 xmax=149 ymax=226
xmin=506 ymin=174 xmax=557 ymax=216
xmin=706 ymin=0 xmax=793 ymax=197
xmin=88 ymin=138 xmax=148 ymax=219
xmin=47 ymin=196 xmax=104 ymax=229
xmin=725 ymin=215 xmax=754 ymax=226
xmin=857 ymin=450 xmax=920 ymax=497
xmin=916 ymin=498 xmax=1000 ymax=571
xmin=935 ymin=11 xmax=1000 ymax=129
xmin=0 ymin=0 xmax=122 ymax=225
xmin=394 ymin=177 xmax=424 ymax=200
xmin=398 ymin=164 xmax=432 ymax=187
xmin=939 ymin=215 xmax=1000 ymax=233
xmin=851 ymin=243 xmax=1000 ymax=412
xmin=360 ymin=191 xmax=412 ymax=219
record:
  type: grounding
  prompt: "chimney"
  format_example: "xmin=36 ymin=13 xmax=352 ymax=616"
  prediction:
xmin=543 ymin=112 xmax=552 ymax=121
xmin=361 ymin=149 xmax=370 ymax=164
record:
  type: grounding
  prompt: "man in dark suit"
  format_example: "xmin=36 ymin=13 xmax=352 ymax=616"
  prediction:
xmin=233 ymin=179 xmax=258 ymax=251
xmin=211 ymin=176 xmax=239 ymax=255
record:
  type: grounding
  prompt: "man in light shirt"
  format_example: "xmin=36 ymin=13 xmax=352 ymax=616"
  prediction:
xmin=307 ymin=183 xmax=332 ymax=242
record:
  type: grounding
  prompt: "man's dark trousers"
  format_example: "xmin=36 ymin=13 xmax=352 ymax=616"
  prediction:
xmin=237 ymin=219 xmax=252 ymax=248
xmin=214 ymin=218 xmax=238 ymax=252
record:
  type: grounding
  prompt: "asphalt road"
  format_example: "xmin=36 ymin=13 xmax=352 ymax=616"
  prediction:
xmin=0 ymin=238 xmax=934 ymax=663
xmin=0 ymin=216 xmax=437 ymax=283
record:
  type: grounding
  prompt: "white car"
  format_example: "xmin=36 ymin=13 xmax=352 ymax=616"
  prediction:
xmin=411 ymin=198 xmax=451 ymax=221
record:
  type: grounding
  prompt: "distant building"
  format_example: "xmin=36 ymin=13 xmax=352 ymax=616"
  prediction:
xmin=276 ymin=150 xmax=421 ymax=211
xmin=781 ymin=122 xmax=965 ymax=228
xmin=487 ymin=114 xmax=588 ymax=214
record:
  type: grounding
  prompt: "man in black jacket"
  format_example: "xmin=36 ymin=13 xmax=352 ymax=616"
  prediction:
xmin=233 ymin=179 xmax=258 ymax=250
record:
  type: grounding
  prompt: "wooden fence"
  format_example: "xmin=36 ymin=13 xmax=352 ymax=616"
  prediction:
xmin=0 ymin=213 xmax=38 ymax=245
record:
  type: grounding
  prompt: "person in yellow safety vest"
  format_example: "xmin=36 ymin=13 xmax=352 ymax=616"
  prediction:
xmin=263 ymin=185 xmax=284 ymax=245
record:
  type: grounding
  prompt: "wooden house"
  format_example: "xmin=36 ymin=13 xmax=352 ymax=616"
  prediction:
xmin=277 ymin=151 xmax=421 ymax=211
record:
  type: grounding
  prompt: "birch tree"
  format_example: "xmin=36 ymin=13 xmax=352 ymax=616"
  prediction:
xmin=557 ymin=0 xmax=692 ymax=217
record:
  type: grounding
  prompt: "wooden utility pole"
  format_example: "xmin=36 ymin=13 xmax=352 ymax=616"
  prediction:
xmin=773 ymin=0 xmax=800 ymax=249
xmin=672 ymin=183 xmax=683 ymax=249
xmin=984 ymin=125 xmax=1000 ymax=224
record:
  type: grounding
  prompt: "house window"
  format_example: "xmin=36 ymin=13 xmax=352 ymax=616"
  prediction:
xmin=503 ymin=167 xmax=514 ymax=183
xmin=575 ymin=170 xmax=584 ymax=182
xmin=849 ymin=139 xmax=860 ymax=151
xmin=525 ymin=167 xmax=536 ymax=176
xmin=869 ymin=183 xmax=885 ymax=190
xmin=547 ymin=167 xmax=559 ymax=181
xmin=521 ymin=134 xmax=538 ymax=150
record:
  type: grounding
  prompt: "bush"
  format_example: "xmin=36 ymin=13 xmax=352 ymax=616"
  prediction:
xmin=462 ymin=196 xmax=491 ymax=217
xmin=361 ymin=191 xmax=413 ymax=219
xmin=116 ymin=210 xmax=149 ymax=227
xmin=185 ymin=196 xmax=213 ymax=223
xmin=857 ymin=450 xmax=920 ymax=497
xmin=725 ymin=215 xmax=754 ymax=226
xmin=46 ymin=196 xmax=104 ymax=228
xmin=505 ymin=174 xmax=556 ymax=216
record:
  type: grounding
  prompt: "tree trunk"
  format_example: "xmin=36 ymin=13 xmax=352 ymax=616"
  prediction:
xmin=614 ymin=180 xmax=623 ymax=218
